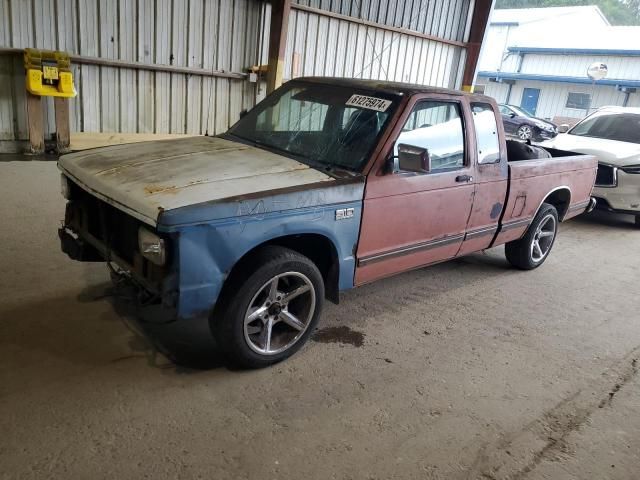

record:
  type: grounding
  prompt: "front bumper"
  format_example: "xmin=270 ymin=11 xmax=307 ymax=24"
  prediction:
xmin=593 ymin=169 xmax=640 ymax=214
xmin=535 ymin=128 xmax=558 ymax=140
xmin=60 ymin=222 xmax=216 ymax=360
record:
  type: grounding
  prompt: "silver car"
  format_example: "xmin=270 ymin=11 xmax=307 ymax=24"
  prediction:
xmin=541 ymin=106 xmax=640 ymax=227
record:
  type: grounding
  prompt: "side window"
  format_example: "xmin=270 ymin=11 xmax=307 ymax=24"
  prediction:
xmin=471 ymin=103 xmax=501 ymax=165
xmin=566 ymin=92 xmax=591 ymax=110
xmin=499 ymin=105 xmax=511 ymax=116
xmin=395 ymin=101 xmax=465 ymax=172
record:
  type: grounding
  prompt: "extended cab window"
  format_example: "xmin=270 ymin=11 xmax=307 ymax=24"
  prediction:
xmin=471 ymin=103 xmax=501 ymax=164
xmin=395 ymin=101 xmax=465 ymax=172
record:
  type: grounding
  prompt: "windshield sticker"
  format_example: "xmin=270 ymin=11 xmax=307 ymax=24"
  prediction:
xmin=346 ymin=94 xmax=392 ymax=112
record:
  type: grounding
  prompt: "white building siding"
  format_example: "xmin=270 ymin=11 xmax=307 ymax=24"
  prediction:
xmin=519 ymin=53 xmax=640 ymax=80
xmin=483 ymin=81 xmax=510 ymax=103
xmin=480 ymin=25 xmax=512 ymax=72
xmin=476 ymin=7 xmax=640 ymax=122
xmin=504 ymin=80 xmax=627 ymax=120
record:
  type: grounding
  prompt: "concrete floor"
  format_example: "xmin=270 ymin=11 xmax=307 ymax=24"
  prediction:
xmin=1 ymin=159 xmax=639 ymax=480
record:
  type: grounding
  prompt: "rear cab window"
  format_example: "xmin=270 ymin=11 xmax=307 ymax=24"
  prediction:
xmin=471 ymin=102 xmax=501 ymax=164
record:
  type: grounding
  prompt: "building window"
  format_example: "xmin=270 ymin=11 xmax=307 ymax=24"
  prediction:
xmin=566 ymin=92 xmax=591 ymax=110
xmin=473 ymin=84 xmax=486 ymax=94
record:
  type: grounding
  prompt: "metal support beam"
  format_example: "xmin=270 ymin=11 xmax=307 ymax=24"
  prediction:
xmin=462 ymin=0 xmax=494 ymax=92
xmin=266 ymin=0 xmax=291 ymax=94
xmin=0 ymin=47 xmax=247 ymax=80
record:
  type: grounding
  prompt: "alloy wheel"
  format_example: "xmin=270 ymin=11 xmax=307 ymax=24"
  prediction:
xmin=530 ymin=213 xmax=556 ymax=263
xmin=243 ymin=272 xmax=316 ymax=355
xmin=518 ymin=125 xmax=533 ymax=140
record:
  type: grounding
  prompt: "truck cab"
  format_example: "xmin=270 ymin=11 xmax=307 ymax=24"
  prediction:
xmin=58 ymin=77 xmax=597 ymax=368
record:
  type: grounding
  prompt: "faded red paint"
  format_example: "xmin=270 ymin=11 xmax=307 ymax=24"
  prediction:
xmin=354 ymin=92 xmax=597 ymax=286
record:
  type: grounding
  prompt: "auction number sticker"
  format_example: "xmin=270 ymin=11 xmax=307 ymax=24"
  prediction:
xmin=346 ymin=94 xmax=392 ymax=112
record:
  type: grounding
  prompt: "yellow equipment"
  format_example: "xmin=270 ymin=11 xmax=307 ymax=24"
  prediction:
xmin=24 ymin=48 xmax=76 ymax=98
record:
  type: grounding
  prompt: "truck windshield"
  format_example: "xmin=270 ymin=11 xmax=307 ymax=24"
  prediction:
xmin=569 ymin=112 xmax=640 ymax=144
xmin=228 ymin=83 xmax=397 ymax=172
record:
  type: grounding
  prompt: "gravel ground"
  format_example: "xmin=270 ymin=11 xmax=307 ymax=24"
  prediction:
xmin=1 ymin=159 xmax=639 ymax=480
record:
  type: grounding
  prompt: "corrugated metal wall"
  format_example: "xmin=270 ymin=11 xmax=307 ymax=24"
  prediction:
xmin=286 ymin=0 xmax=471 ymax=88
xmin=0 ymin=0 xmax=268 ymax=142
xmin=1 ymin=0 xmax=476 ymax=146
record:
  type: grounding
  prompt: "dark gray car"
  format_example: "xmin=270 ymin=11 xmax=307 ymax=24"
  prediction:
xmin=499 ymin=104 xmax=558 ymax=141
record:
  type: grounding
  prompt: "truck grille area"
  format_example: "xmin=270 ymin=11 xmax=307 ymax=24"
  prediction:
xmin=63 ymin=180 xmax=171 ymax=292
xmin=595 ymin=164 xmax=617 ymax=187
xmin=68 ymin=184 xmax=141 ymax=263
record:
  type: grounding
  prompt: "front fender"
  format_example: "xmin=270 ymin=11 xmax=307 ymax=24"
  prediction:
xmin=158 ymin=187 xmax=363 ymax=320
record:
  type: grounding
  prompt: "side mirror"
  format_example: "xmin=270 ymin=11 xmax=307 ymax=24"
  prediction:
xmin=397 ymin=144 xmax=431 ymax=174
xmin=558 ymin=124 xmax=570 ymax=133
xmin=509 ymin=112 xmax=517 ymax=118
xmin=239 ymin=109 xmax=249 ymax=119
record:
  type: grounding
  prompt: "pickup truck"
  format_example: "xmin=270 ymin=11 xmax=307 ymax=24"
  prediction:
xmin=58 ymin=77 xmax=597 ymax=368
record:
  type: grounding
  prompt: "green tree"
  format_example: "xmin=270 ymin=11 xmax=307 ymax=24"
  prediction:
xmin=494 ymin=0 xmax=640 ymax=25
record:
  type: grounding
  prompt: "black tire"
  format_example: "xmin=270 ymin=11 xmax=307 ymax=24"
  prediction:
xmin=505 ymin=203 xmax=559 ymax=270
xmin=635 ymin=215 xmax=640 ymax=228
xmin=212 ymin=246 xmax=324 ymax=369
xmin=517 ymin=124 xmax=533 ymax=141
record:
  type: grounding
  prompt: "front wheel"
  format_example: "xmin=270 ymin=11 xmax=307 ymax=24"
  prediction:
xmin=505 ymin=203 xmax=559 ymax=270
xmin=212 ymin=246 xmax=324 ymax=368
xmin=517 ymin=124 xmax=533 ymax=140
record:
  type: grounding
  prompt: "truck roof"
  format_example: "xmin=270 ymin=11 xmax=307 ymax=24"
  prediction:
xmin=293 ymin=76 xmax=471 ymax=97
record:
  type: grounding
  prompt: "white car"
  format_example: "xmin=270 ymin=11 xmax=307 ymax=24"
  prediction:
xmin=541 ymin=106 xmax=640 ymax=227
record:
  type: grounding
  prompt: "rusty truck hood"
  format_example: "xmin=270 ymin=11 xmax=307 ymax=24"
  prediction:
xmin=58 ymin=136 xmax=335 ymax=226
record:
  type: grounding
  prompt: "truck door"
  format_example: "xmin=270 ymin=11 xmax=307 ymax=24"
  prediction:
xmin=457 ymin=101 xmax=509 ymax=256
xmin=355 ymin=96 xmax=475 ymax=285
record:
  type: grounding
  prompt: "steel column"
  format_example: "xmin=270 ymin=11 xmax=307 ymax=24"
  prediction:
xmin=266 ymin=0 xmax=292 ymax=94
xmin=461 ymin=0 xmax=494 ymax=92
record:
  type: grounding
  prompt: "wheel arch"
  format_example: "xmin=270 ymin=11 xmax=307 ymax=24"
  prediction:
xmin=223 ymin=233 xmax=341 ymax=304
xmin=540 ymin=186 xmax=572 ymax=221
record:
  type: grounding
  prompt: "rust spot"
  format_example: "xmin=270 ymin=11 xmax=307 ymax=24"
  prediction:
xmin=144 ymin=184 xmax=182 ymax=195
xmin=144 ymin=184 xmax=173 ymax=195
xmin=313 ymin=326 xmax=365 ymax=347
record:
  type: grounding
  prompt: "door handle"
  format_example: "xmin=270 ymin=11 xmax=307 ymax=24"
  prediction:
xmin=455 ymin=174 xmax=473 ymax=183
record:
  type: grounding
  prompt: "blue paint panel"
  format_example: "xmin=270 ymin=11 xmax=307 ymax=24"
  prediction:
xmin=157 ymin=182 xmax=364 ymax=320
xmin=478 ymin=71 xmax=640 ymax=89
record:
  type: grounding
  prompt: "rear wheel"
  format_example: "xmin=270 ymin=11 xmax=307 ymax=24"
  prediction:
xmin=505 ymin=203 xmax=559 ymax=270
xmin=212 ymin=246 xmax=324 ymax=368
xmin=517 ymin=124 xmax=533 ymax=140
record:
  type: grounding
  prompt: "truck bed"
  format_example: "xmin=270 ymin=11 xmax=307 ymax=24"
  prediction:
xmin=493 ymin=148 xmax=598 ymax=246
